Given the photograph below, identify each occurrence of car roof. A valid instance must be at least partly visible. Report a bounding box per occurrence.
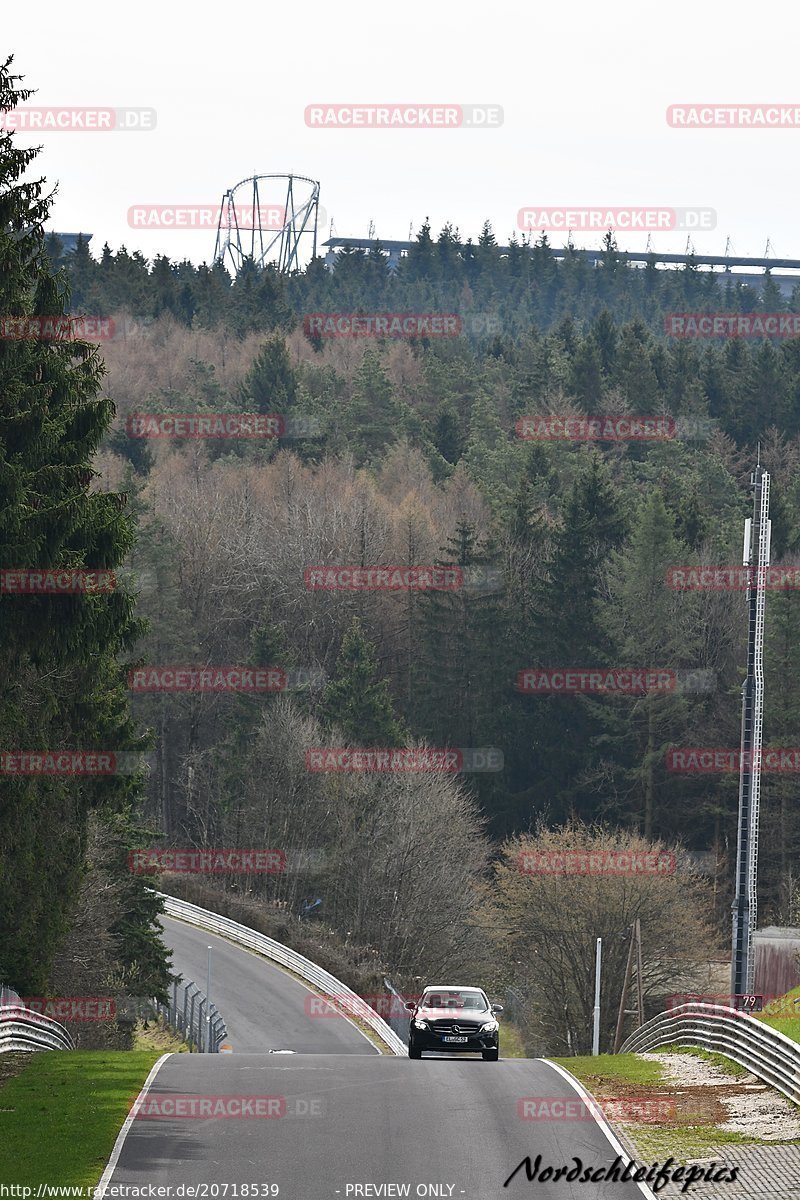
[422,984,486,992]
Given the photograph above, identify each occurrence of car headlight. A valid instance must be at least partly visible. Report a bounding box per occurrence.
[479,1020,498,1033]
[413,1019,428,1030]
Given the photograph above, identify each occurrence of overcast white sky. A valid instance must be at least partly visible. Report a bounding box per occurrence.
[6,0,800,267]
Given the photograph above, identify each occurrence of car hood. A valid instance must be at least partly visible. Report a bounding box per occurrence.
[415,1007,492,1021]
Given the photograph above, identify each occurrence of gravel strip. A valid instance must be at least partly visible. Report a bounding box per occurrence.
[638,1051,800,1141]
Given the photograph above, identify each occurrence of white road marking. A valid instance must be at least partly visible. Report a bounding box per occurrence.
[96,1053,173,1191]
[540,1058,659,1199]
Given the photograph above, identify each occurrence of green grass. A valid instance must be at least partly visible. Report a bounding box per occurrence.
[755,984,800,1045]
[550,1048,800,1161]
[0,1051,163,1186]
[498,1020,526,1058]
[549,1052,668,1085]
[133,1018,190,1053]
[626,1124,782,1160]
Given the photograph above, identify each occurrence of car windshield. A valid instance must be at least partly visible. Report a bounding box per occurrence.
[422,990,487,1011]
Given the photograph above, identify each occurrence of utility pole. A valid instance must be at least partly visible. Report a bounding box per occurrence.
[731,463,770,998]
[206,946,212,1053]
[613,925,637,1053]
[613,919,645,1053]
[592,938,602,1055]
[634,918,644,1027]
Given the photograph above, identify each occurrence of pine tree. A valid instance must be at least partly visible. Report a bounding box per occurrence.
[343,350,403,464]
[518,454,627,822]
[762,580,800,916]
[604,492,701,838]
[239,335,298,415]
[320,618,407,747]
[0,57,163,991]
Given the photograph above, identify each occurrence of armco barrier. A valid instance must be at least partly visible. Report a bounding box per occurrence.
[158,892,407,1055]
[620,1002,800,1106]
[0,1004,75,1053]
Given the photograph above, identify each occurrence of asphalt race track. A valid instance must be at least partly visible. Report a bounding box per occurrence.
[160,915,376,1054]
[109,916,655,1198]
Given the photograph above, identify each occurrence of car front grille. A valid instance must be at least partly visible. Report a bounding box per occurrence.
[429,1019,482,1034]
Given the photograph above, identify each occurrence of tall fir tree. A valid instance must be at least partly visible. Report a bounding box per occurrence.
[0,58,166,992]
[320,618,407,747]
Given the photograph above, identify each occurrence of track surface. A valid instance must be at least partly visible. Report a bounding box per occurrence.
[109,1054,650,1199]
[125,916,653,1197]
[160,915,376,1054]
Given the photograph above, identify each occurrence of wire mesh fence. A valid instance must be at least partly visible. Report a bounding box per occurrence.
[155,975,228,1052]
[382,978,411,1045]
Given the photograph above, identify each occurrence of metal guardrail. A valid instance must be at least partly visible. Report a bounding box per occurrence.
[159,893,407,1055]
[383,977,411,1045]
[0,984,21,1007]
[155,975,227,1052]
[0,1004,75,1053]
[620,1002,800,1106]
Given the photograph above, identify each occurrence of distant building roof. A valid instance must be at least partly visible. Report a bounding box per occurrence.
[50,232,93,253]
[322,235,800,272]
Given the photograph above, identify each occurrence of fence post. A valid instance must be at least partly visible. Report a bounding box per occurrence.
[198,998,206,1052]
[188,986,198,1051]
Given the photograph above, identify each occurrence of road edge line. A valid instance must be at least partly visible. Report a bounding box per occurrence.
[540,1058,658,1199]
[96,1052,173,1191]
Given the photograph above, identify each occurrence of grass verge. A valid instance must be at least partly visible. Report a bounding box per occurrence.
[756,983,800,1044]
[133,1018,189,1053]
[498,1020,526,1058]
[0,1051,162,1186]
[550,1048,800,1161]
[549,1052,668,1085]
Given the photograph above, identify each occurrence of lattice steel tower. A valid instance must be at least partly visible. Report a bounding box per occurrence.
[730,464,771,997]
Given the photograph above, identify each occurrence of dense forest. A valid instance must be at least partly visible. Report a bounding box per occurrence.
[3,54,800,1053]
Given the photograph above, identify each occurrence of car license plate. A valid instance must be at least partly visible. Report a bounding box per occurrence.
[442,1035,468,1043]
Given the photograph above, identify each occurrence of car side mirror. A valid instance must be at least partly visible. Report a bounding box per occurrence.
[405,1002,416,1012]
[491,1004,503,1014]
